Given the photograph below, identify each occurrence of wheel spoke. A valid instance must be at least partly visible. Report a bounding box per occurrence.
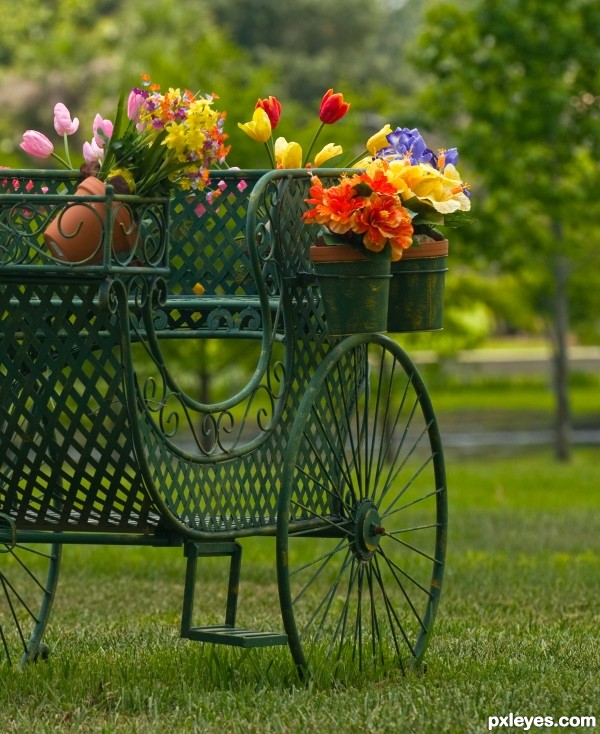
[377,545,433,598]
[290,498,352,535]
[366,564,384,665]
[386,523,441,534]
[383,533,443,566]
[383,486,445,519]
[290,537,348,579]
[372,554,415,661]
[377,414,432,509]
[0,575,29,654]
[299,547,354,643]
[329,556,359,662]
[308,396,357,506]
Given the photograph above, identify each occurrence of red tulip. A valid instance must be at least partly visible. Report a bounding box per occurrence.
[255,96,282,130]
[319,89,350,124]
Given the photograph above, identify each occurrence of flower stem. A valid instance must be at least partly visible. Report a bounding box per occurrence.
[263,139,275,168]
[303,122,325,167]
[344,150,369,168]
[62,133,73,168]
[51,151,71,169]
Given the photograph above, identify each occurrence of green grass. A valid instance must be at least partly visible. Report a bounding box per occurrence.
[424,372,600,416]
[0,449,599,733]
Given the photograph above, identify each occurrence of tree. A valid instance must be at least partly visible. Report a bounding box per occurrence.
[0,0,277,168]
[414,0,600,461]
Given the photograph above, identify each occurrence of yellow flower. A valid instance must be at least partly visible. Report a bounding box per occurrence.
[107,167,136,193]
[376,157,470,214]
[366,124,392,155]
[274,137,303,168]
[193,282,205,296]
[238,107,272,143]
[164,122,189,157]
[313,143,343,167]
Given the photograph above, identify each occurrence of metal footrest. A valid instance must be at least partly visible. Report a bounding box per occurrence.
[183,624,287,648]
[181,541,287,649]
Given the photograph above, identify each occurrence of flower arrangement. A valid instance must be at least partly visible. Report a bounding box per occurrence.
[19,75,230,196]
[236,89,470,261]
[237,88,349,169]
[303,126,471,261]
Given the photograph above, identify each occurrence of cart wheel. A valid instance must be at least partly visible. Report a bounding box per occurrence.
[277,334,447,677]
[0,532,61,667]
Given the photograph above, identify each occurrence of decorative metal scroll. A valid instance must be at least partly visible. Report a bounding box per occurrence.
[127,171,291,459]
[0,171,169,271]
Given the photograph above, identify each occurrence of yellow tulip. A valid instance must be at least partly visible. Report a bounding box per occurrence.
[313,143,343,167]
[274,137,303,168]
[238,107,272,143]
[366,124,392,155]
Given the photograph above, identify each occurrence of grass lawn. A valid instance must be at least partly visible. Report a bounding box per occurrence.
[0,448,598,733]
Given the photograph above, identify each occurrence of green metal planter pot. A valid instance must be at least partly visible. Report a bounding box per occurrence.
[387,239,448,333]
[310,244,391,336]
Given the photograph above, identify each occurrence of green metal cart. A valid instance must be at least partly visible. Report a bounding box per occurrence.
[0,168,447,676]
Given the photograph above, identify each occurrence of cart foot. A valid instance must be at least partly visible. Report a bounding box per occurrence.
[180,541,287,649]
[182,624,287,649]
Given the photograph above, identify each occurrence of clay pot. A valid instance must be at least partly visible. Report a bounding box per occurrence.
[44,177,137,264]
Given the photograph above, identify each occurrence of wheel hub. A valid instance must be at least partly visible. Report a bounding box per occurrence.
[353,500,385,560]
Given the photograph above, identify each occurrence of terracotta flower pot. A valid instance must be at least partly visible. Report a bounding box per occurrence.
[309,243,391,336]
[44,177,137,264]
[387,239,449,333]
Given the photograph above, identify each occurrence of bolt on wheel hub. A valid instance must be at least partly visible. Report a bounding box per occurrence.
[353,500,385,561]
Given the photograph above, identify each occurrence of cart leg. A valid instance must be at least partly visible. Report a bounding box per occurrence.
[0,516,61,667]
[181,541,242,634]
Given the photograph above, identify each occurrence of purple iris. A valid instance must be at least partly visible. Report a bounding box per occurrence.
[442,147,459,167]
[384,127,437,166]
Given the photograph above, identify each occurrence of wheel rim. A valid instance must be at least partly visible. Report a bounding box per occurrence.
[278,335,447,676]
[0,527,61,666]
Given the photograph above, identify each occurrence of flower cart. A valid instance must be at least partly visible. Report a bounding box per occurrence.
[0,166,447,677]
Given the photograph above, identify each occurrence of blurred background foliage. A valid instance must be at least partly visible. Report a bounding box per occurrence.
[1,0,599,456]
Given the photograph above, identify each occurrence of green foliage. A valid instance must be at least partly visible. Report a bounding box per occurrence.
[413,0,600,341]
[0,0,276,169]
[1,0,424,170]
[213,0,424,103]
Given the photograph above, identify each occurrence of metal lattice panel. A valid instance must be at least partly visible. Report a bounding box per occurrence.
[0,169,347,537]
[0,280,159,531]
[135,172,343,534]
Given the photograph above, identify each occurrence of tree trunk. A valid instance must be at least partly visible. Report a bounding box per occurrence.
[550,240,572,462]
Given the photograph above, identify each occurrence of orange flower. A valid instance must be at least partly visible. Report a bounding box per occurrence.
[350,195,413,259]
[302,176,365,233]
[350,168,399,198]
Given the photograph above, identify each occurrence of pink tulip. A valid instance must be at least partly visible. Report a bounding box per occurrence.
[20,130,54,159]
[82,139,104,163]
[127,90,145,122]
[92,114,113,147]
[54,103,79,136]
